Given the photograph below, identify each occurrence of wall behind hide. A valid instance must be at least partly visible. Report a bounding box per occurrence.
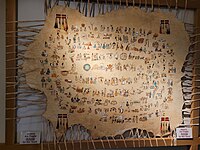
[17,0,46,142]
[17,0,195,143]
[0,0,6,143]
[18,0,45,21]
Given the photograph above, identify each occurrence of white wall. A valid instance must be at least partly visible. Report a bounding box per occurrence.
[18,0,45,21]
[0,0,6,143]
[17,0,46,143]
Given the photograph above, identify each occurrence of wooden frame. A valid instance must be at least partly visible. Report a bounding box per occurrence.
[1,0,200,150]
[5,0,17,145]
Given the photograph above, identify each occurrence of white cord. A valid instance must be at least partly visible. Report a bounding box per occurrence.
[161,137,167,146]
[91,138,96,149]
[183,0,188,22]
[147,131,153,147]
[112,136,118,148]
[106,136,112,149]
[121,134,127,148]
[100,138,105,149]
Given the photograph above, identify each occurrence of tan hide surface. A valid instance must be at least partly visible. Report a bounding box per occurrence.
[23,6,189,138]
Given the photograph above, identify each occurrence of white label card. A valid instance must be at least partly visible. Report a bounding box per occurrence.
[20,131,41,144]
[176,127,193,139]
